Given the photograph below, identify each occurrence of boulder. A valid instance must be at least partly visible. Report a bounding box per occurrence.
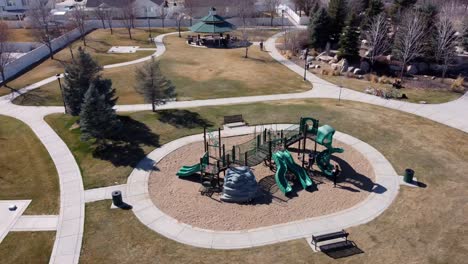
[407,65,418,75]
[221,167,258,203]
[353,68,364,75]
[360,61,370,73]
[389,64,402,72]
[347,66,355,73]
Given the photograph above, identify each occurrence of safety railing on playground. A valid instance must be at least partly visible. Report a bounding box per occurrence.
[232,124,301,167]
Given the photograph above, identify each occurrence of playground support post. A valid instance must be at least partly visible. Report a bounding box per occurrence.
[232,146,236,162]
[222,144,226,166]
[263,129,267,142]
[203,127,207,152]
[302,124,307,168]
[244,152,248,166]
[218,128,222,159]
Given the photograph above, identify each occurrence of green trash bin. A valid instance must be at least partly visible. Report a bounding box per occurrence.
[404,169,414,183]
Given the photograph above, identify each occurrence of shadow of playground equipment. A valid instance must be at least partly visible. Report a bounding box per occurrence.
[158,109,213,128]
[93,116,160,167]
[330,155,387,194]
[320,240,364,259]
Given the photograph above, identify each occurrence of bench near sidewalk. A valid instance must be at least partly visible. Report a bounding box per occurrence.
[312,230,349,250]
[223,115,247,128]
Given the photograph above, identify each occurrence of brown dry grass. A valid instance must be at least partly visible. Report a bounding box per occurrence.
[7,28,36,42]
[0,231,55,264]
[0,115,59,214]
[0,28,167,96]
[44,99,467,263]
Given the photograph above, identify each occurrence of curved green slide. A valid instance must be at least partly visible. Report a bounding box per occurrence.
[272,151,292,194]
[282,150,314,190]
[176,164,202,177]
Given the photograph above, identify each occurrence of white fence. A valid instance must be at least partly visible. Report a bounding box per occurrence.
[278,4,309,25]
[1,17,292,83]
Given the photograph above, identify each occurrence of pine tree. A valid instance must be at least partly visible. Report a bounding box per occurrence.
[135,58,176,112]
[391,0,417,18]
[79,80,121,142]
[62,47,102,116]
[328,0,348,42]
[308,8,331,50]
[362,0,384,27]
[463,18,468,51]
[338,13,361,60]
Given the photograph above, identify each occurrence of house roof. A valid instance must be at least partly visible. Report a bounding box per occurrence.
[189,8,236,33]
[86,0,166,8]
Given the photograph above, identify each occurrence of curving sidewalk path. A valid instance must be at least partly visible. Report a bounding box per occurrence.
[126,124,400,249]
[0,32,178,264]
[0,27,466,263]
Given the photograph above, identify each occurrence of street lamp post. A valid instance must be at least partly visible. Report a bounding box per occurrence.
[146,7,152,40]
[281,9,284,31]
[303,48,309,81]
[56,74,67,114]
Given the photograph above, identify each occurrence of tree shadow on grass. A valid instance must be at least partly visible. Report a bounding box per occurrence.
[92,116,160,167]
[158,109,213,128]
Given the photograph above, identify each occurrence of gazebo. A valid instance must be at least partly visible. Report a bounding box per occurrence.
[188,7,236,47]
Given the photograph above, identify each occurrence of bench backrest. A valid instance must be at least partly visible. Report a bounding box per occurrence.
[224,115,244,124]
[312,230,348,242]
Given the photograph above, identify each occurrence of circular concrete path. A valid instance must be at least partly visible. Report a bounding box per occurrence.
[126,124,400,249]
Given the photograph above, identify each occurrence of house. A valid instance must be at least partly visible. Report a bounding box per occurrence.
[85,0,182,18]
[0,0,56,18]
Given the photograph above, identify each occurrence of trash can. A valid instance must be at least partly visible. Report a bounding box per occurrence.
[112,190,123,207]
[404,169,414,183]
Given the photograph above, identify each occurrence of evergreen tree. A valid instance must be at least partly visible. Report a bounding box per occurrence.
[338,14,361,60]
[463,18,468,51]
[135,58,176,112]
[328,0,348,42]
[362,0,384,27]
[79,80,121,142]
[417,3,438,60]
[391,0,417,18]
[62,47,102,116]
[308,7,331,50]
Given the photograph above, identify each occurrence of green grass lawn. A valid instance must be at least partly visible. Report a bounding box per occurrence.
[76,99,467,263]
[0,232,55,264]
[0,115,59,215]
[13,28,310,106]
[1,28,174,97]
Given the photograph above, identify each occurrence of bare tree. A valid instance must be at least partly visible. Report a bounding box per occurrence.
[104,7,114,35]
[434,13,458,81]
[365,14,391,71]
[175,12,186,38]
[237,0,255,30]
[0,22,13,85]
[59,21,77,61]
[27,0,55,59]
[93,5,107,29]
[121,0,136,39]
[294,0,319,16]
[160,3,168,30]
[70,5,87,46]
[393,11,426,78]
[265,0,280,27]
[184,0,195,26]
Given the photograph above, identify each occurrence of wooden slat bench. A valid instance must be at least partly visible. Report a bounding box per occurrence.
[312,230,349,250]
[223,115,247,128]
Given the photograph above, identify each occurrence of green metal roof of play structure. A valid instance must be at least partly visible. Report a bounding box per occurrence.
[189,8,236,33]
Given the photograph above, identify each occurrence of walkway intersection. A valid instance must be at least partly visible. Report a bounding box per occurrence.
[0,28,466,264]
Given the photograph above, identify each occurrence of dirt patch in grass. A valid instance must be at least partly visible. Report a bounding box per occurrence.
[0,232,55,264]
[7,28,36,42]
[0,115,59,215]
[79,99,467,263]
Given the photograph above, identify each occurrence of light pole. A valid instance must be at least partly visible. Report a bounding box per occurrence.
[177,13,186,38]
[281,9,285,32]
[303,48,309,81]
[145,7,152,40]
[56,74,67,114]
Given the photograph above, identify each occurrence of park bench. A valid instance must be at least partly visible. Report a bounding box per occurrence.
[223,115,247,128]
[311,230,349,250]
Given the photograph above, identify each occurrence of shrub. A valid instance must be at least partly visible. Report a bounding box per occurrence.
[346,72,355,78]
[370,74,378,83]
[379,75,392,84]
[321,69,330,75]
[451,75,465,93]
[332,70,341,76]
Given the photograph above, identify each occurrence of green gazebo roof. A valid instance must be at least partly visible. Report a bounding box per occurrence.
[189,8,236,33]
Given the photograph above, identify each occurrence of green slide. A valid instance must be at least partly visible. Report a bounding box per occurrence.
[176,164,202,177]
[282,150,314,190]
[272,151,292,194]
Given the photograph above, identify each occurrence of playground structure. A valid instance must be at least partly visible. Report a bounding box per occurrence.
[176,117,344,196]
